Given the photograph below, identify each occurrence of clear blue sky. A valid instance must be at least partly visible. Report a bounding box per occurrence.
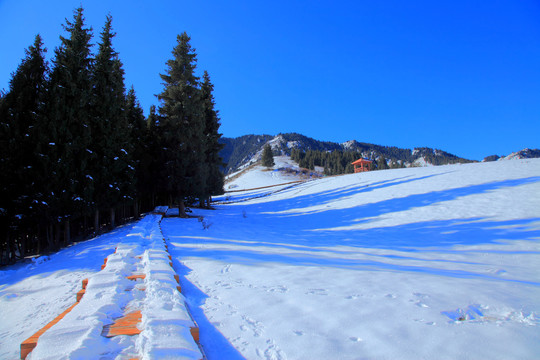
[1,0,539,160]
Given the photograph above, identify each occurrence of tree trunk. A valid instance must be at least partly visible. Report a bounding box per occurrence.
[179,199,186,217]
[110,208,116,229]
[64,219,71,245]
[6,233,12,263]
[134,199,139,220]
[94,209,99,234]
[54,222,61,250]
[36,227,41,255]
[18,235,25,258]
[46,224,54,251]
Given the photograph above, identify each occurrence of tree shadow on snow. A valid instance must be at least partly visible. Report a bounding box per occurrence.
[0,224,136,287]
[163,175,540,286]
[170,256,247,360]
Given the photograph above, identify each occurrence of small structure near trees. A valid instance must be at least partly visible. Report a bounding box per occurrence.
[351,158,372,173]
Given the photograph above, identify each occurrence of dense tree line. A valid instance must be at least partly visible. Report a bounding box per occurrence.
[290,146,474,176]
[290,149,405,175]
[0,8,224,265]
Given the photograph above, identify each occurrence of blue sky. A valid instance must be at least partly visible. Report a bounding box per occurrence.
[1,0,539,160]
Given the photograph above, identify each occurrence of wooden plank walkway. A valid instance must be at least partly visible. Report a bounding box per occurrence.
[20,212,205,360]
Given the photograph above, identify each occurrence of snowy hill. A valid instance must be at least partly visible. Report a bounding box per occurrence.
[483,148,540,162]
[1,159,540,359]
[502,148,540,160]
[220,133,474,173]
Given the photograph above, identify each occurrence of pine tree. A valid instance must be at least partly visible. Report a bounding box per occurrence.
[125,87,146,217]
[156,32,205,215]
[139,105,161,209]
[377,154,389,170]
[200,71,224,207]
[0,34,48,261]
[90,14,131,230]
[43,7,94,247]
[262,144,275,168]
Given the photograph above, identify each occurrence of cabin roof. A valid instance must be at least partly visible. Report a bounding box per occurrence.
[351,158,372,165]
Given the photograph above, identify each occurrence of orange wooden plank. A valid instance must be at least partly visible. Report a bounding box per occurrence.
[82,278,88,289]
[102,310,142,338]
[190,326,200,343]
[20,302,78,359]
[126,274,146,281]
[76,289,85,302]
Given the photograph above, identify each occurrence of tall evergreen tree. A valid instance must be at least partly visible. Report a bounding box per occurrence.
[262,144,275,168]
[90,14,131,229]
[125,86,146,217]
[377,154,389,170]
[138,105,161,209]
[42,7,94,247]
[200,71,224,206]
[156,32,205,215]
[0,34,48,260]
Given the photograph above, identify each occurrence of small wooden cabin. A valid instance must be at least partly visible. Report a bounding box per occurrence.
[351,158,372,173]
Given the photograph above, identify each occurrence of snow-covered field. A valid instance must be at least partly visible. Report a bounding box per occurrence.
[1,158,539,359]
[168,159,540,360]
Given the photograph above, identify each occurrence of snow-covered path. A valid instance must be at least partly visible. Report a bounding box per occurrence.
[163,159,540,360]
[1,214,203,360]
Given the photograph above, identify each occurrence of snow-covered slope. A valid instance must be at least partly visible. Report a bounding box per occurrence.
[1,159,540,359]
[172,159,540,359]
[225,156,312,189]
[501,148,540,160]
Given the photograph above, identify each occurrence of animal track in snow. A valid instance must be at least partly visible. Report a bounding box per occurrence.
[306,288,328,296]
[411,292,430,308]
[263,339,286,360]
[214,280,232,289]
[241,315,264,337]
[263,285,288,293]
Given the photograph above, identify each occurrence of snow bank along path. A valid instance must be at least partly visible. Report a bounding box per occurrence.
[2,213,204,360]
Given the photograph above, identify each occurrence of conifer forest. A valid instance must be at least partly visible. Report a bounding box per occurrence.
[0,8,224,265]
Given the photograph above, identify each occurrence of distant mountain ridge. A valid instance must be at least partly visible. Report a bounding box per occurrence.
[219,133,475,173]
[483,148,540,162]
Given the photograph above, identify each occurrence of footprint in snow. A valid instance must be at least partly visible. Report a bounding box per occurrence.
[306,288,328,296]
[265,285,288,293]
[264,339,286,360]
[221,264,232,274]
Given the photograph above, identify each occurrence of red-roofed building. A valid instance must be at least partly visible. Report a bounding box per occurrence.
[351,158,372,173]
